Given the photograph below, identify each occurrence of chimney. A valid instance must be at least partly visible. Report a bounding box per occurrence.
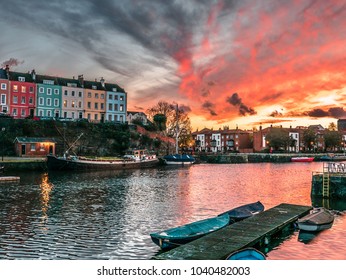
[31,69,36,81]
[100,77,105,88]
[5,65,9,79]
[78,74,84,87]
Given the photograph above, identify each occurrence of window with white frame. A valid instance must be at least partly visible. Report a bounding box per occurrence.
[21,97,26,104]
[0,83,6,90]
[38,110,43,116]
[18,76,25,82]
[22,86,26,93]
[29,96,33,104]
[21,108,25,116]
[47,88,52,95]
[39,97,44,106]
[31,144,36,151]
[54,89,59,94]
[54,99,59,106]
[0,94,6,105]
[13,108,17,116]
[39,87,44,93]
[13,96,18,104]
[47,98,52,106]
[120,105,123,111]
[13,85,18,92]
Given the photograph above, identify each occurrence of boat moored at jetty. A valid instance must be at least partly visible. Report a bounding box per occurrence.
[291,157,314,162]
[297,207,334,232]
[226,248,266,260]
[46,149,159,171]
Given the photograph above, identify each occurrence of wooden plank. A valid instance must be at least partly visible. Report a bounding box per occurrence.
[153,203,312,260]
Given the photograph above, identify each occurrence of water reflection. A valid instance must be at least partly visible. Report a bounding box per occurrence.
[0,162,346,259]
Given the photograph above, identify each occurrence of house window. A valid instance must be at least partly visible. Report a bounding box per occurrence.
[87,102,91,109]
[31,144,36,151]
[71,91,75,97]
[47,88,52,95]
[78,91,82,97]
[54,99,59,106]
[13,85,18,92]
[120,95,124,101]
[95,103,98,109]
[120,105,123,111]
[94,114,98,120]
[72,101,75,108]
[112,88,117,92]
[47,98,51,106]
[0,94,6,105]
[39,87,44,93]
[95,93,99,99]
[29,87,34,93]
[40,144,45,151]
[64,100,67,107]
[114,104,118,111]
[18,76,25,82]
[21,86,26,93]
[108,104,112,111]
[78,101,82,108]
[64,90,68,96]
[13,96,18,104]
[87,113,91,119]
[29,97,33,104]
[88,92,91,98]
[92,85,97,90]
[21,97,26,104]
[38,110,43,116]
[101,103,104,110]
[43,80,54,85]
[47,110,52,117]
[108,94,113,100]
[13,108,17,116]
[1,83,6,90]
[101,94,104,99]
[21,108,25,116]
[39,97,44,106]
[54,89,59,94]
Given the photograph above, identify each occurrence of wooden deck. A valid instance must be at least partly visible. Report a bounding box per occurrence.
[153,203,312,260]
[0,176,20,183]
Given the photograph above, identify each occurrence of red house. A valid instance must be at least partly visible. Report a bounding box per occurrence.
[8,70,36,119]
[13,137,56,157]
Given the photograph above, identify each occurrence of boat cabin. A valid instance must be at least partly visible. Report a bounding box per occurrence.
[13,137,56,157]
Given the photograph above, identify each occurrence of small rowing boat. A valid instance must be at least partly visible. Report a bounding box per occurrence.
[297,207,334,232]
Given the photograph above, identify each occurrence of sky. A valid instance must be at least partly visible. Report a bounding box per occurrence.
[1,0,346,131]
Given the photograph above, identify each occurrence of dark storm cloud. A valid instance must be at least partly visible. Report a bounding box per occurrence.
[269,110,283,117]
[202,101,217,116]
[303,107,346,118]
[0,0,222,76]
[226,93,256,116]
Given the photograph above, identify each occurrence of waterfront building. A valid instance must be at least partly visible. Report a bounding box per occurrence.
[127,111,148,125]
[104,81,127,123]
[35,73,62,119]
[192,127,252,153]
[8,70,36,119]
[58,77,84,120]
[13,137,56,157]
[83,77,106,123]
[0,68,9,114]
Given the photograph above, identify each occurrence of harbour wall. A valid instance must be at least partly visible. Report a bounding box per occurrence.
[312,173,346,198]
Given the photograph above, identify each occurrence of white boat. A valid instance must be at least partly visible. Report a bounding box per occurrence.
[297,207,334,232]
[162,154,195,165]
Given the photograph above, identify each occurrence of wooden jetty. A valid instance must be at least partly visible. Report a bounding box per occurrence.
[153,203,312,260]
[0,176,20,183]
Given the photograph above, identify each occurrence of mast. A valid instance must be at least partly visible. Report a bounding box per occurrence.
[175,104,180,154]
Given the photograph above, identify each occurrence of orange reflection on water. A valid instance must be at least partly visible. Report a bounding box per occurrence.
[39,173,53,224]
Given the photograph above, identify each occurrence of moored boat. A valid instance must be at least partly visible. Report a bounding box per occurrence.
[150,213,230,250]
[291,157,314,162]
[162,154,195,165]
[218,201,265,222]
[46,149,159,171]
[226,248,266,260]
[297,207,334,232]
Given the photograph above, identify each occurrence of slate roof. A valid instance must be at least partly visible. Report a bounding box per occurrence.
[14,137,57,143]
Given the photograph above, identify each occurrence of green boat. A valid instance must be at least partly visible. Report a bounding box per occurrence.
[150,214,230,250]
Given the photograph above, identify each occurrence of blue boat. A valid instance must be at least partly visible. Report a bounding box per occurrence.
[162,154,195,165]
[226,248,266,260]
[219,201,265,222]
[150,213,229,250]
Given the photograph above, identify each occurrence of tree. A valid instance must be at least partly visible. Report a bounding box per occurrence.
[153,114,167,131]
[324,130,342,151]
[328,122,337,131]
[303,128,316,151]
[265,128,290,151]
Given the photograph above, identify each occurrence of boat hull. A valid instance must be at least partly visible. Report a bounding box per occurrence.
[226,248,266,260]
[162,154,195,165]
[297,208,334,232]
[219,201,265,222]
[150,214,230,250]
[46,155,159,171]
[291,157,314,162]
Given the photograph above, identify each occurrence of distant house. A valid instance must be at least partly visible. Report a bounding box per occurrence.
[127,111,148,125]
[13,137,56,157]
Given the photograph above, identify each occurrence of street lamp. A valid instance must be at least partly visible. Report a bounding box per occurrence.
[1,127,5,161]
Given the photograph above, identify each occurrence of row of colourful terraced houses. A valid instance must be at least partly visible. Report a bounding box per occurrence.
[0,65,127,123]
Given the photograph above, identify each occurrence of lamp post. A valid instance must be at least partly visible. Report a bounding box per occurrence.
[1,127,5,161]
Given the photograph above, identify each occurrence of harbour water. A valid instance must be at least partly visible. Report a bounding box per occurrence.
[0,162,345,260]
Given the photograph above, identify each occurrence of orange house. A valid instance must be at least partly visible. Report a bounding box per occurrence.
[13,137,56,157]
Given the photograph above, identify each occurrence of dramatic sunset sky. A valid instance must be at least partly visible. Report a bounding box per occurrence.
[1,0,346,130]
